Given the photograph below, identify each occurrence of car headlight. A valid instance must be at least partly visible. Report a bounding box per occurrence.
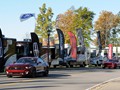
[25,66,32,69]
[5,66,10,70]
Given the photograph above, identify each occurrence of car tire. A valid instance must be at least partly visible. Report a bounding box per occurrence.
[66,65,69,68]
[102,65,105,69]
[53,65,57,68]
[70,65,73,68]
[31,69,36,78]
[114,66,117,69]
[102,67,105,69]
[7,75,12,78]
[44,69,49,76]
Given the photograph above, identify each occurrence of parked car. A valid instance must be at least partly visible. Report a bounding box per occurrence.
[90,57,102,66]
[5,57,49,78]
[102,59,120,69]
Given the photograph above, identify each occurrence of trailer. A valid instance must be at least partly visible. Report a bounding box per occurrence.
[0,29,42,72]
[0,29,16,72]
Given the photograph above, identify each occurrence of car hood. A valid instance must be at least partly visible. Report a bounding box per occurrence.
[8,63,30,67]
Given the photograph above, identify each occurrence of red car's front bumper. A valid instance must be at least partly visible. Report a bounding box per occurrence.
[6,69,32,77]
[104,63,117,68]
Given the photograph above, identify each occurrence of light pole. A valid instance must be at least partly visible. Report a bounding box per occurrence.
[47,29,51,67]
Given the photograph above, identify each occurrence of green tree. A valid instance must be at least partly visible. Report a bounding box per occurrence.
[35,3,54,39]
[74,7,95,47]
[56,7,95,47]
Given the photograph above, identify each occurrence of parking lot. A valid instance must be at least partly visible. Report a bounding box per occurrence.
[0,67,120,90]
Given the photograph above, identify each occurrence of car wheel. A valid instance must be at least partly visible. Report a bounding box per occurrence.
[113,65,117,69]
[31,69,36,78]
[102,66,105,69]
[53,65,57,68]
[102,65,105,69]
[7,75,12,78]
[66,64,69,68]
[44,69,49,76]
[70,65,73,68]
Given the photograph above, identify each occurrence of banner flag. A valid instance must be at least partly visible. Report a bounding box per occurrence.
[56,29,65,60]
[0,29,3,58]
[20,13,35,22]
[96,31,102,56]
[31,32,40,57]
[108,44,113,59]
[97,31,102,49]
[68,32,77,59]
[76,28,85,54]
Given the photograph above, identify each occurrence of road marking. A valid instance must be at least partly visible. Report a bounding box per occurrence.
[0,78,37,88]
[0,82,17,88]
[86,77,120,90]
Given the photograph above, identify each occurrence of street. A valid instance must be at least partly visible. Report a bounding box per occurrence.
[0,67,120,90]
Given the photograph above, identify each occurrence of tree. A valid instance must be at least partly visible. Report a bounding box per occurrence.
[94,11,120,48]
[35,3,54,39]
[74,7,95,47]
[56,7,95,46]
[56,10,76,43]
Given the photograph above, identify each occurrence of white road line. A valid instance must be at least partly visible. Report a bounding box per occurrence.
[86,77,120,90]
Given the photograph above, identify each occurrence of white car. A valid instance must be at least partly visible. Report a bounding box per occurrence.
[90,56,103,66]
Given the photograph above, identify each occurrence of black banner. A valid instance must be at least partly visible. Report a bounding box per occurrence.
[0,28,3,58]
[0,29,4,71]
[97,31,102,49]
[31,32,40,57]
[56,29,64,60]
[97,31,102,55]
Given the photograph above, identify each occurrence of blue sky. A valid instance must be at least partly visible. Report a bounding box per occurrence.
[0,0,120,41]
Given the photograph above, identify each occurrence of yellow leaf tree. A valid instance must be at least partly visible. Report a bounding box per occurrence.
[56,10,76,43]
[94,10,120,48]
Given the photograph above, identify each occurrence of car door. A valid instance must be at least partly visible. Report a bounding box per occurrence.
[36,58,45,73]
[117,60,120,68]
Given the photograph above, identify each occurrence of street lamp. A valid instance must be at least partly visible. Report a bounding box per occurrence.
[47,29,51,67]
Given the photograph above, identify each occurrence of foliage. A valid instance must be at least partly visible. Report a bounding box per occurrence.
[56,7,95,47]
[56,10,76,43]
[74,7,95,47]
[94,11,120,48]
[35,3,54,39]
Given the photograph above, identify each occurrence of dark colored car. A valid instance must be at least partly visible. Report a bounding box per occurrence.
[102,59,120,69]
[5,57,49,78]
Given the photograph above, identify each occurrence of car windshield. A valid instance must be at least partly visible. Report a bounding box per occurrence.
[16,57,37,64]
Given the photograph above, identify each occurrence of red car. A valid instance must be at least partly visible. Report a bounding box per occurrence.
[102,59,120,69]
[5,57,49,78]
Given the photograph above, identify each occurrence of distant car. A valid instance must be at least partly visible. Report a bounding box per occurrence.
[5,57,49,78]
[102,59,120,69]
[90,56,103,66]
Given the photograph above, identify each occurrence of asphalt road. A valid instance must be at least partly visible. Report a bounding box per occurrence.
[0,67,120,90]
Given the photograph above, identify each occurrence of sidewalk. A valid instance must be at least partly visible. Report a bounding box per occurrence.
[89,77,120,90]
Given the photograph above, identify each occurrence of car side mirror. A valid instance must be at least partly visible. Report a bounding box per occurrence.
[37,62,41,65]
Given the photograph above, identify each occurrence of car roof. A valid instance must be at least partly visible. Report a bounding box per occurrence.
[19,57,38,59]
